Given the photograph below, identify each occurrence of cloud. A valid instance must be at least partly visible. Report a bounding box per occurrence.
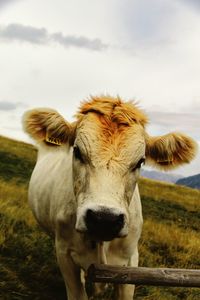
[0,0,18,9]
[0,23,48,44]
[0,101,24,111]
[180,0,200,9]
[148,109,199,140]
[148,111,199,127]
[52,32,107,51]
[116,0,178,47]
[116,0,200,51]
[0,23,107,51]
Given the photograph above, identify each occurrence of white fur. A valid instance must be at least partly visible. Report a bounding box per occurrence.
[28,142,143,300]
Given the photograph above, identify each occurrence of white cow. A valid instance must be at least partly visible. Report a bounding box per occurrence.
[23,96,197,300]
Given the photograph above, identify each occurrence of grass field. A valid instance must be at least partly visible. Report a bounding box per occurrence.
[0,135,200,299]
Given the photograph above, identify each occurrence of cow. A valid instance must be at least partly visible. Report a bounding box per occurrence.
[23,96,197,300]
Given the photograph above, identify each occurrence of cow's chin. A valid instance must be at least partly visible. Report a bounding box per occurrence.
[85,230,127,242]
[87,232,120,242]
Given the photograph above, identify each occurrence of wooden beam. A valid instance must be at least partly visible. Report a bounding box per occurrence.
[87,264,200,288]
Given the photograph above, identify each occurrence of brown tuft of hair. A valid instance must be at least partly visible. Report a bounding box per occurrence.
[76,95,148,127]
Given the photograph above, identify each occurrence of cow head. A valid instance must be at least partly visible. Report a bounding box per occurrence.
[23,96,198,241]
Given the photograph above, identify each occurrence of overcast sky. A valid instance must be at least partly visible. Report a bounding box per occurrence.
[0,0,199,176]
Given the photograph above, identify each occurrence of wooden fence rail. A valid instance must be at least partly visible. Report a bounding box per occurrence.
[87,264,200,288]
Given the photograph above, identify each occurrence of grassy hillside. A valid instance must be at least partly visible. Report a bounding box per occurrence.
[0,135,200,300]
[0,136,37,183]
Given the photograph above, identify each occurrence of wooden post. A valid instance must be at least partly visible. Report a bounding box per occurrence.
[87,264,200,288]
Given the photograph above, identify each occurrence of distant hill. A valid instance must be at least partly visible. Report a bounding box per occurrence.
[141,169,183,183]
[176,173,200,190]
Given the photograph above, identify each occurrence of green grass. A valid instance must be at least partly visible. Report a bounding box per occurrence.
[0,136,36,184]
[0,135,200,299]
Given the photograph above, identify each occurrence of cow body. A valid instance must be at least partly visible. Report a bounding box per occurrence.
[23,96,197,300]
[29,132,143,300]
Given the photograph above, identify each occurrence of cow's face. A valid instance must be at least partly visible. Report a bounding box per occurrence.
[23,96,198,241]
[73,113,146,241]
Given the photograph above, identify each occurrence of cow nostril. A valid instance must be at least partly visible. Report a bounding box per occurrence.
[118,213,124,225]
[86,209,101,222]
[86,209,124,223]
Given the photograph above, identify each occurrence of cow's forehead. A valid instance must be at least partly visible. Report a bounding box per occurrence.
[77,112,145,139]
[74,96,147,166]
[75,113,146,167]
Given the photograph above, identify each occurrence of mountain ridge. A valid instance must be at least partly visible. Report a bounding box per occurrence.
[176,173,200,190]
[141,169,183,183]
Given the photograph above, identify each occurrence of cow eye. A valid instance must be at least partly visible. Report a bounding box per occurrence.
[132,158,145,171]
[73,146,84,163]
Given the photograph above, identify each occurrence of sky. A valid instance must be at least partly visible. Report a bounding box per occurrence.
[0,0,200,177]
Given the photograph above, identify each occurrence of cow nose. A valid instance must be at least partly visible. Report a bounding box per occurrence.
[85,209,125,241]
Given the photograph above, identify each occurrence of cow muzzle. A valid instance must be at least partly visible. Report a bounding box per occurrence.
[84,208,126,241]
[76,206,128,241]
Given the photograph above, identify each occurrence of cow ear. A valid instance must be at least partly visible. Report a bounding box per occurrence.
[145,132,198,170]
[23,108,75,146]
